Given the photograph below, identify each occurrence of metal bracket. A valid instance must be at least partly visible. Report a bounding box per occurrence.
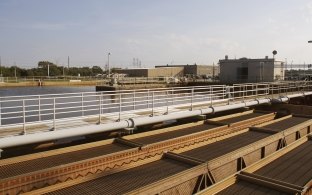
[195,115,207,120]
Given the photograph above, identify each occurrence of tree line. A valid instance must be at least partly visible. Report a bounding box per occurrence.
[0,61,106,77]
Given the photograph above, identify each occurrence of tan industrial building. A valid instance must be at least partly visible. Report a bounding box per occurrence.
[115,64,219,78]
[219,56,285,83]
[115,67,184,77]
[156,64,219,77]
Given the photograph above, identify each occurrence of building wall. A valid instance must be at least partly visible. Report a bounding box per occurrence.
[155,65,219,77]
[115,69,149,77]
[199,66,219,77]
[247,60,275,82]
[115,67,183,77]
[148,67,184,77]
[273,61,285,80]
[220,60,241,83]
[116,65,220,78]
[219,58,284,83]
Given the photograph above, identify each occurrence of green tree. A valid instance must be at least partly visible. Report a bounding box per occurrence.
[91,66,103,75]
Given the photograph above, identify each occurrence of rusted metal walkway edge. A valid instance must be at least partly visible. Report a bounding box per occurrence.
[21,114,312,195]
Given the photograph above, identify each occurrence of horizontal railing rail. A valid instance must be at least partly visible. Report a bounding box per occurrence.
[0,81,311,134]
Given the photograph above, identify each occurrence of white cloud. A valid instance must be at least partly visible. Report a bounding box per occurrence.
[302,2,312,23]
[29,22,82,31]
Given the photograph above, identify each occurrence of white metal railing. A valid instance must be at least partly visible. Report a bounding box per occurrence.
[0,81,311,133]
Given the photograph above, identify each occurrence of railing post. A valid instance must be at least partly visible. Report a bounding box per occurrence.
[172,89,174,105]
[227,86,230,105]
[99,94,102,124]
[23,100,26,134]
[191,88,194,110]
[166,90,169,114]
[152,91,154,116]
[0,98,2,126]
[240,85,242,100]
[133,91,135,110]
[81,93,84,116]
[266,84,269,98]
[147,89,150,109]
[242,86,245,103]
[210,86,213,106]
[38,96,41,121]
[53,98,56,130]
[118,93,122,121]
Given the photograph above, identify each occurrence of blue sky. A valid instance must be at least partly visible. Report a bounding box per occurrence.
[1,0,312,68]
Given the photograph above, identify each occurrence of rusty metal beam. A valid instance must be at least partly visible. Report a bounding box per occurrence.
[204,120,228,126]
[237,173,302,194]
[114,138,143,148]
[292,114,312,119]
[249,127,277,134]
[240,172,304,191]
[164,152,205,166]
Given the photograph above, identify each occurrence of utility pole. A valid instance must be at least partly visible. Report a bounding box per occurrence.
[0,56,2,76]
[48,64,50,77]
[67,56,70,68]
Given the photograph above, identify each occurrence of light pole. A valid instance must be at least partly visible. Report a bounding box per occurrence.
[108,52,111,78]
[308,41,312,79]
[0,56,2,76]
[285,58,287,80]
[47,64,50,77]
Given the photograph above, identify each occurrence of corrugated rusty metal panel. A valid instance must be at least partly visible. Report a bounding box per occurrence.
[285,133,296,145]
[299,127,308,137]
[264,140,279,156]
[216,180,287,195]
[0,142,132,179]
[263,117,311,132]
[255,141,312,187]
[210,160,237,182]
[159,176,198,195]
[243,149,261,166]
[42,158,194,195]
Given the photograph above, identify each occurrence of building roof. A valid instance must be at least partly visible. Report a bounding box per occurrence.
[219,57,284,63]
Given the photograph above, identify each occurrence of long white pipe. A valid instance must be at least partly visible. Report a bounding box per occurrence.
[0,120,132,148]
[0,93,311,149]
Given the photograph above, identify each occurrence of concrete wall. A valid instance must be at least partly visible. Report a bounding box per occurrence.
[155,65,219,77]
[219,60,242,83]
[148,67,184,77]
[116,65,220,78]
[115,69,149,77]
[273,61,285,80]
[219,58,284,83]
[115,67,183,77]
[184,65,219,76]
